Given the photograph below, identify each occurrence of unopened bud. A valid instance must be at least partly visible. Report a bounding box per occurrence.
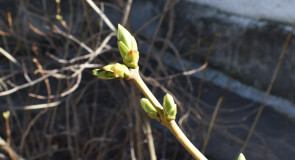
[123,50,139,68]
[117,24,133,50]
[238,153,246,160]
[140,98,158,120]
[117,24,139,68]
[3,111,10,119]
[163,94,177,121]
[117,40,129,59]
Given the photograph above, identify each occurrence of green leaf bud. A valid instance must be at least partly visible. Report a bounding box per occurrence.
[117,24,133,50]
[92,69,116,80]
[117,40,129,58]
[130,36,138,51]
[103,63,130,78]
[163,93,177,121]
[123,50,139,68]
[3,111,10,119]
[93,63,130,80]
[117,24,139,69]
[238,153,246,160]
[140,98,158,120]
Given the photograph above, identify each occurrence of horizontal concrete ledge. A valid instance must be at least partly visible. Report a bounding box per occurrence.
[186,0,295,25]
[163,52,295,119]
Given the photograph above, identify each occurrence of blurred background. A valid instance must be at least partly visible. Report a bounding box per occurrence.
[0,0,295,159]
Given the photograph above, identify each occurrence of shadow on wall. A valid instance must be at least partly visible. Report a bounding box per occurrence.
[130,0,295,102]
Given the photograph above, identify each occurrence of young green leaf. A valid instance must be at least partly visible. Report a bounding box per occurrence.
[93,63,130,80]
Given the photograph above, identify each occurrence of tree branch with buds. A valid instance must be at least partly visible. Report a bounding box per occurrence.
[93,24,207,160]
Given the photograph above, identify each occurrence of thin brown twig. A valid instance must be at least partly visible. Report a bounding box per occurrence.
[0,47,19,66]
[19,108,49,154]
[155,62,208,81]
[133,88,144,160]
[33,58,51,103]
[7,12,13,30]
[142,0,172,72]
[0,30,10,36]
[134,0,181,35]
[28,23,46,36]
[21,60,32,84]
[143,117,157,160]
[121,0,133,26]
[156,37,195,90]
[154,9,175,80]
[0,137,25,160]
[86,0,116,31]
[239,26,295,154]
[143,75,182,109]
[0,70,57,96]
[52,26,94,54]
[202,97,224,154]
[195,33,219,110]
[8,100,62,110]
[0,63,98,97]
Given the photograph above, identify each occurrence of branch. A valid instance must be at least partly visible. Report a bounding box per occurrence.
[130,68,207,160]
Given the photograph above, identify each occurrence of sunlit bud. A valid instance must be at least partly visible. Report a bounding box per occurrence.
[117,24,133,50]
[238,153,246,160]
[56,14,63,20]
[93,63,130,80]
[130,36,138,51]
[103,63,130,78]
[93,69,116,80]
[117,24,139,68]
[2,111,10,119]
[117,40,129,59]
[163,93,177,121]
[123,50,139,68]
[140,98,158,120]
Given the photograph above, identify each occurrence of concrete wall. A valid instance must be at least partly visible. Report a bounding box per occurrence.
[187,0,295,24]
[172,1,295,101]
[130,0,295,102]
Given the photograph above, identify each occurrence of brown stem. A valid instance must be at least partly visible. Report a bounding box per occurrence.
[129,68,207,160]
[0,137,25,160]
